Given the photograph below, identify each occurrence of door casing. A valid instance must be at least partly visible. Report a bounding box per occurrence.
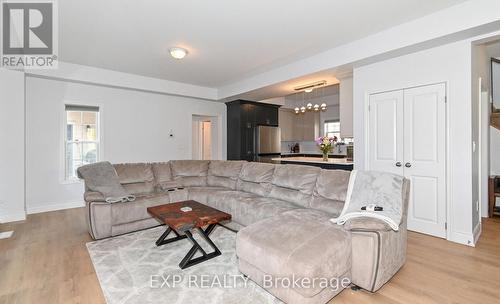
[365,82,449,239]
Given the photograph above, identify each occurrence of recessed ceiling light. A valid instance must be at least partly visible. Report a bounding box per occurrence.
[304,88,313,93]
[169,47,188,59]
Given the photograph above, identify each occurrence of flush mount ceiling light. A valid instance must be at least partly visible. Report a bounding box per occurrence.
[169,47,188,59]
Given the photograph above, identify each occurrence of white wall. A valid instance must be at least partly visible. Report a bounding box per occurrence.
[353,40,475,246]
[339,77,353,137]
[25,76,226,214]
[0,69,26,222]
[471,44,490,225]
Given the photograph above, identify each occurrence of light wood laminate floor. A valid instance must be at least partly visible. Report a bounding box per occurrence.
[1,207,499,304]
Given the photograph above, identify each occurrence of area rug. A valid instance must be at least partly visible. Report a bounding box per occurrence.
[86,225,281,304]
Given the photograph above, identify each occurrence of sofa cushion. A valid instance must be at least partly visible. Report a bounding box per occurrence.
[207,160,246,189]
[187,186,229,205]
[152,162,180,191]
[207,191,298,226]
[236,162,275,196]
[310,169,351,216]
[268,164,320,208]
[113,163,155,195]
[111,193,170,225]
[236,208,351,298]
[170,160,209,187]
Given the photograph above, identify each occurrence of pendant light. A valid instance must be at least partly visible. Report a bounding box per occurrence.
[292,82,328,114]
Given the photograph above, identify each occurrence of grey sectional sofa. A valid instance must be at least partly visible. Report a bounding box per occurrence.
[81,160,409,304]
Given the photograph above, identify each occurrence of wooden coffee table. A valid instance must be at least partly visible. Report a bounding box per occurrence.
[147,200,231,269]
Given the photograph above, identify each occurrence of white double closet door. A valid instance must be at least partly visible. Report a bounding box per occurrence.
[368,83,446,238]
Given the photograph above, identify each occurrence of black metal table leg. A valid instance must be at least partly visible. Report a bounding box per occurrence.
[178,224,222,269]
[155,226,187,246]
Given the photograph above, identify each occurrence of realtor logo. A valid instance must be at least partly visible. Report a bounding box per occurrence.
[1,0,58,68]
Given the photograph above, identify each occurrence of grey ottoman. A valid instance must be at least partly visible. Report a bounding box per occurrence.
[236,209,352,304]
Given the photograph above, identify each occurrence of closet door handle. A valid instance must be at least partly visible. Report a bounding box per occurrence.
[395,162,402,167]
[405,162,412,168]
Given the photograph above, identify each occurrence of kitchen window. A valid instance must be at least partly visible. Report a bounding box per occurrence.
[65,105,100,180]
[324,120,340,139]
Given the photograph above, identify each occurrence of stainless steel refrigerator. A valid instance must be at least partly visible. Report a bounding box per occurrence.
[255,125,281,163]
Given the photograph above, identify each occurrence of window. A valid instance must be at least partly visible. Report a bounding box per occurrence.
[65,105,99,180]
[324,120,340,139]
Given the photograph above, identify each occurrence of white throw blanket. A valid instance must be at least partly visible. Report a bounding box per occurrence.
[331,170,405,231]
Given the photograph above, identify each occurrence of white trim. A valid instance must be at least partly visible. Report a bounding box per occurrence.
[449,230,475,247]
[60,100,104,184]
[473,222,482,246]
[0,211,26,223]
[26,201,85,215]
[191,113,223,160]
[364,82,451,241]
[26,62,217,100]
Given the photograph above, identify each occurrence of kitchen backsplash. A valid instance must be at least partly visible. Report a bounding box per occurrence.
[281,141,349,155]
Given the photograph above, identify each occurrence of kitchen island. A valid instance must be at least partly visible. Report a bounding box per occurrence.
[271,157,353,171]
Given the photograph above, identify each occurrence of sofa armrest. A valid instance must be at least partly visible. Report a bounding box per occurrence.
[85,201,112,240]
[84,191,106,203]
[343,218,392,232]
[349,223,407,292]
[349,178,410,292]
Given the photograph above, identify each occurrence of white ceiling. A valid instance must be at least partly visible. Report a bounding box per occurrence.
[59,0,466,89]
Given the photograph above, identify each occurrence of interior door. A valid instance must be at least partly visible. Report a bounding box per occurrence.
[403,83,446,238]
[368,90,404,174]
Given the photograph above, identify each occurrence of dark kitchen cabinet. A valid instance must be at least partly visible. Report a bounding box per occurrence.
[255,104,278,126]
[226,100,280,161]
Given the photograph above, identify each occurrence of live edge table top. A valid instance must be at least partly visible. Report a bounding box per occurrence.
[147,200,231,233]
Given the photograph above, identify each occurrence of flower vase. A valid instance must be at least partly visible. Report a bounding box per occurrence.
[322,151,328,161]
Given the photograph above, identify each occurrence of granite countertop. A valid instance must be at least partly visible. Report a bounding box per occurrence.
[272,156,354,165]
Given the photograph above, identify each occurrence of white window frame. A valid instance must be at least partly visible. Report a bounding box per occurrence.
[61,103,103,183]
[324,120,341,139]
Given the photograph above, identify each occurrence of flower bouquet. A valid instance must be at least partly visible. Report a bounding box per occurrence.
[315,136,337,161]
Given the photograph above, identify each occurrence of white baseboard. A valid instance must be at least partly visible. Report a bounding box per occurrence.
[27,201,85,214]
[0,211,27,223]
[448,230,475,247]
